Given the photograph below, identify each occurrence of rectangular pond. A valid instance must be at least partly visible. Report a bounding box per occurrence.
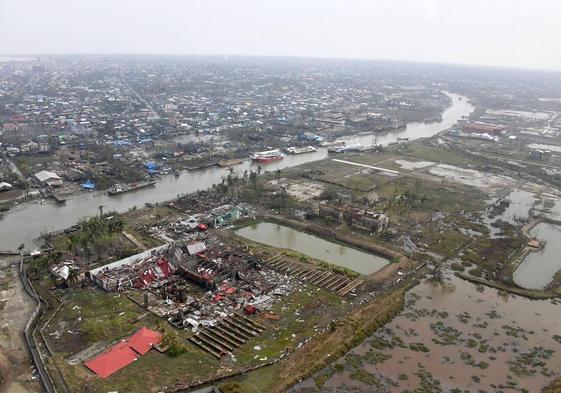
[235,222,389,275]
[514,222,561,289]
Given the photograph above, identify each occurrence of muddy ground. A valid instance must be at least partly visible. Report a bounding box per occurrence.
[0,257,40,393]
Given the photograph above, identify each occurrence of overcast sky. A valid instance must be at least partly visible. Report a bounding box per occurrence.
[1,0,560,71]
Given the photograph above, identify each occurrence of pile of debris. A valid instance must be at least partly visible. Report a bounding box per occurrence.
[89,245,176,291]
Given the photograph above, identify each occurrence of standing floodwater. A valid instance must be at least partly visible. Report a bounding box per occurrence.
[514,222,561,289]
[236,222,388,275]
[290,274,561,392]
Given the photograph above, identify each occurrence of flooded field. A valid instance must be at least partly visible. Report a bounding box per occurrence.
[514,222,561,290]
[394,159,434,170]
[483,189,537,238]
[290,274,561,393]
[429,164,511,189]
[236,222,388,275]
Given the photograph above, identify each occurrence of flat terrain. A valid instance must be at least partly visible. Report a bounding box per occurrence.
[0,257,40,393]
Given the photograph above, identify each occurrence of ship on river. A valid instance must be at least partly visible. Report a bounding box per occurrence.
[107,180,156,196]
[285,146,318,155]
[328,143,365,153]
[249,149,284,163]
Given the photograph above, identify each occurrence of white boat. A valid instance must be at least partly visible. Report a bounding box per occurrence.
[320,140,346,148]
[249,149,284,162]
[285,146,318,154]
[328,143,364,153]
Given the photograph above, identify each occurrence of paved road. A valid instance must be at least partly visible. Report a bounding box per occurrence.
[120,67,161,120]
[18,257,57,393]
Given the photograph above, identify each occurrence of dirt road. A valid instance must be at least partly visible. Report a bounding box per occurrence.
[0,257,40,393]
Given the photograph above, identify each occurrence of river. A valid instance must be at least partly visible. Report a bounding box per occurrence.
[236,222,388,275]
[0,93,473,250]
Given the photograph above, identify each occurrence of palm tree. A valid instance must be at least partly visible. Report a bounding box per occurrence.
[257,165,262,175]
[66,236,76,255]
[67,268,80,287]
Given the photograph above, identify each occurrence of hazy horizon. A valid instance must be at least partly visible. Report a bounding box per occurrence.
[1,0,561,72]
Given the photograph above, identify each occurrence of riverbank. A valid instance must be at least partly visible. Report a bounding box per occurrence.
[262,215,400,261]
[455,272,558,300]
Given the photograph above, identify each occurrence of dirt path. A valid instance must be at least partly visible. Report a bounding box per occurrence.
[0,258,40,393]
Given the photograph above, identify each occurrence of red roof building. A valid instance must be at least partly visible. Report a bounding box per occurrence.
[84,341,138,379]
[463,123,505,134]
[84,327,162,378]
[128,327,163,355]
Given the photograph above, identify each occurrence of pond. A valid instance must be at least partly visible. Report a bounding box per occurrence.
[514,222,561,289]
[235,222,389,275]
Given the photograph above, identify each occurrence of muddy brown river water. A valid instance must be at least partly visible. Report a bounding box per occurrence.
[290,274,561,393]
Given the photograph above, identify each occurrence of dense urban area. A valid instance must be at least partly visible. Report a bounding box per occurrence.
[1,55,561,393]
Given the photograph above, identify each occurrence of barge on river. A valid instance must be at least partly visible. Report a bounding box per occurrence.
[108,180,156,196]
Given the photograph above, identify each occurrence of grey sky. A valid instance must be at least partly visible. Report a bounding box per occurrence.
[1,0,560,71]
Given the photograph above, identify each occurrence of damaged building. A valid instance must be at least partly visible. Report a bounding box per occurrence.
[87,236,295,358]
[319,201,390,233]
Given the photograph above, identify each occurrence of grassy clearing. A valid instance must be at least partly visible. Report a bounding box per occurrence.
[391,142,481,167]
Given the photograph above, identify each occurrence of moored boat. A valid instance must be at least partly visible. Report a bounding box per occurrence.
[218,159,244,167]
[108,180,156,195]
[249,149,284,163]
[285,146,318,154]
[320,140,346,148]
[328,143,364,153]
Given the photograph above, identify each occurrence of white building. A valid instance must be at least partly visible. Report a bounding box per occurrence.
[34,170,62,187]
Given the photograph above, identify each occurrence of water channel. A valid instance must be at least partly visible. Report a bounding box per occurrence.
[0,93,473,250]
[236,222,388,275]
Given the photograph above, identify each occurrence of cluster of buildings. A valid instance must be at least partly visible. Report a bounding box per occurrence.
[0,57,449,196]
[319,201,390,233]
[87,236,294,359]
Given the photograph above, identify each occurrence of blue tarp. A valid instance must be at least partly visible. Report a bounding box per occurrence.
[144,161,158,174]
[82,180,96,190]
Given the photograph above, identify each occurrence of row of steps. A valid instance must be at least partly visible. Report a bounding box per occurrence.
[263,256,362,296]
[187,313,266,358]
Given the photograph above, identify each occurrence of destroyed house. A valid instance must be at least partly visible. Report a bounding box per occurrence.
[319,202,390,233]
[177,245,259,291]
[89,244,176,291]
